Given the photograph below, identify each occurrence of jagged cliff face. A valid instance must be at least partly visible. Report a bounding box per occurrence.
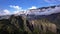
[0,13,60,34]
[26,13,60,34]
[45,13,60,28]
[0,15,24,34]
[0,15,35,34]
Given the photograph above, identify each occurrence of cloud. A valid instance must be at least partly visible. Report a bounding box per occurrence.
[10,5,22,10]
[44,0,59,3]
[0,9,10,15]
[13,11,20,14]
[9,5,37,14]
[3,9,10,14]
[9,5,26,14]
[13,9,26,14]
[9,5,38,15]
[36,6,60,15]
[26,6,60,15]
[28,6,37,9]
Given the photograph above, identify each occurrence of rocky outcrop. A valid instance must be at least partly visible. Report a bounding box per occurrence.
[0,14,60,34]
[0,5,60,34]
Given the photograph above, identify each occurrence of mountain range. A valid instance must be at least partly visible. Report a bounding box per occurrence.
[0,5,60,34]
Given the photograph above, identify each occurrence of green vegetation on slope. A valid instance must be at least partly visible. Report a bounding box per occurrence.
[0,13,60,34]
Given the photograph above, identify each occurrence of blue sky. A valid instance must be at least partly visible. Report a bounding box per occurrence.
[0,0,60,15]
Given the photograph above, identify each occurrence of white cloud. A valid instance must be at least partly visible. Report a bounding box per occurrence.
[28,6,37,9]
[10,5,22,10]
[44,0,58,3]
[0,9,10,15]
[9,5,26,14]
[13,11,20,14]
[26,6,60,15]
[3,9,10,14]
[9,5,38,14]
[13,9,26,14]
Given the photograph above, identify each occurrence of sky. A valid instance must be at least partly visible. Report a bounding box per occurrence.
[0,0,60,15]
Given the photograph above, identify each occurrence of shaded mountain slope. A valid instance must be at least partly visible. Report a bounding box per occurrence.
[0,14,58,34]
[27,13,60,34]
[0,15,27,34]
